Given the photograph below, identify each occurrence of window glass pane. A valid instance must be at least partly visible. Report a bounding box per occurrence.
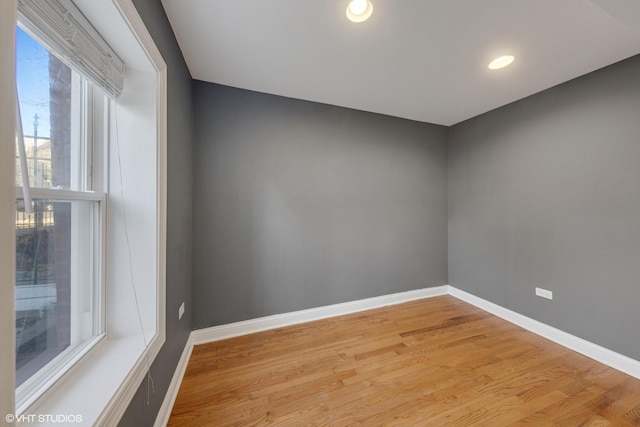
[15,27,87,191]
[15,199,98,388]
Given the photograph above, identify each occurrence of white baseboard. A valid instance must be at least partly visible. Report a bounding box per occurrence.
[191,286,449,345]
[153,335,194,427]
[154,285,448,425]
[156,284,640,425]
[448,286,640,380]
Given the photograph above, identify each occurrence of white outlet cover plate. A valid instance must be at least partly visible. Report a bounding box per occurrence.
[535,287,553,300]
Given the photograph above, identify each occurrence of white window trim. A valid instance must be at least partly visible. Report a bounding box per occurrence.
[8,0,167,424]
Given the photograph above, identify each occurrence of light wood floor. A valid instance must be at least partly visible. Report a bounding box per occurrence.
[168,296,640,426]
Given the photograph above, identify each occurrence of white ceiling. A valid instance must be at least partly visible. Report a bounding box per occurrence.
[160,0,640,126]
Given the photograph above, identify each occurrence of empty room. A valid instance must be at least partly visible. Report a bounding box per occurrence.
[2,0,640,426]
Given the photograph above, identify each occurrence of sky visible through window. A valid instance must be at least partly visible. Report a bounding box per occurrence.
[16,27,51,138]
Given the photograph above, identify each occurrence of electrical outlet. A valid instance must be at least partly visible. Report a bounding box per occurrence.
[535,287,553,300]
[179,302,185,320]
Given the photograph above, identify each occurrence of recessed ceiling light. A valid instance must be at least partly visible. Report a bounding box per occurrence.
[488,55,515,70]
[346,0,373,23]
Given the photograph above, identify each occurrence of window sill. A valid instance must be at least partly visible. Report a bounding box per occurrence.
[21,333,162,426]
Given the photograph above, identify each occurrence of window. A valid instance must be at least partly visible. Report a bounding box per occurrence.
[15,26,106,407]
[6,0,167,423]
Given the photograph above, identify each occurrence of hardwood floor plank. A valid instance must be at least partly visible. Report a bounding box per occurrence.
[623,404,640,426]
[168,296,640,426]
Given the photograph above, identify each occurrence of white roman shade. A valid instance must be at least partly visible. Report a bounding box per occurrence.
[17,0,126,98]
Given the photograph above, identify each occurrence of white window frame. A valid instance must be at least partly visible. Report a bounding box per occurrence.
[4,0,167,424]
[14,61,107,409]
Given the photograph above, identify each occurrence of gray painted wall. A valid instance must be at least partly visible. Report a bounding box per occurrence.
[118,0,193,425]
[109,5,640,419]
[448,54,640,360]
[192,83,448,329]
